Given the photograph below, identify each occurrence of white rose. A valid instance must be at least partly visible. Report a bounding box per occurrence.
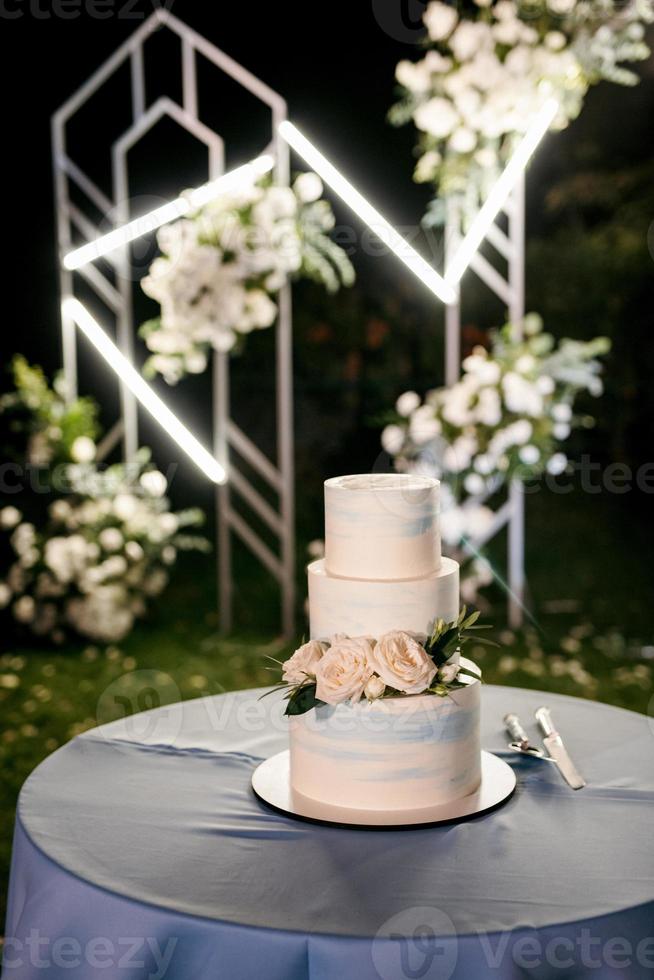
[99,528,123,553]
[14,595,36,624]
[370,631,436,695]
[423,1,458,41]
[409,405,442,445]
[449,127,476,153]
[464,472,486,496]
[140,471,168,498]
[515,354,536,375]
[396,59,430,93]
[537,375,555,395]
[282,640,326,684]
[545,31,567,51]
[439,662,460,683]
[494,0,517,19]
[414,150,442,183]
[70,436,96,464]
[49,500,71,523]
[381,424,405,456]
[0,507,22,530]
[113,494,139,521]
[413,97,460,138]
[364,675,386,701]
[395,391,421,417]
[185,351,208,375]
[476,387,502,427]
[493,19,522,45]
[546,453,567,475]
[307,539,325,559]
[552,402,572,422]
[519,445,541,465]
[293,172,323,204]
[125,541,144,563]
[0,583,12,608]
[502,372,543,416]
[450,22,492,62]
[315,636,374,705]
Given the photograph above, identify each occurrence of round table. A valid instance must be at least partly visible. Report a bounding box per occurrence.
[5,686,654,980]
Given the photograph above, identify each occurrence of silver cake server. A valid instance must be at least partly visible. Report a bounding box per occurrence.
[503,713,553,761]
[535,706,586,790]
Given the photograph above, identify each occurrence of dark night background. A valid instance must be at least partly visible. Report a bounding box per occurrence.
[1,0,653,615]
[1,0,654,927]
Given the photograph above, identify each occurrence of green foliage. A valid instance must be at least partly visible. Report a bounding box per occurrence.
[284,682,320,716]
[425,606,495,666]
[1,356,100,466]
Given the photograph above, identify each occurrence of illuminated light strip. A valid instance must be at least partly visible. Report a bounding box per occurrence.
[278,120,457,306]
[446,98,559,286]
[63,154,275,271]
[63,297,227,484]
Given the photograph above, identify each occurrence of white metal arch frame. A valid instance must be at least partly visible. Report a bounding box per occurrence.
[52,8,296,640]
[445,176,526,628]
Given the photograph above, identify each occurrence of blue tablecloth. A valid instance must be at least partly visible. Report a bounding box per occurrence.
[4,686,654,980]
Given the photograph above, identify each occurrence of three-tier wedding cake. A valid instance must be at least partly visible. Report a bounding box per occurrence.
[288,473,482,815]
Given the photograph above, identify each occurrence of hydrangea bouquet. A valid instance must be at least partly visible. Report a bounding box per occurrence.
[390,0,653,223]
[140,172,355,383]
[267,607,490,717]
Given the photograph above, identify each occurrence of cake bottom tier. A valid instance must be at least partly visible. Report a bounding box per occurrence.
[308,556,459,641]
[289,666,481,811]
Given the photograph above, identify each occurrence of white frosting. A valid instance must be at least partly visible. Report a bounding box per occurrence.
[308,557,459,641]
[288,471,479,814]
[290,664,481,810]
[324,474,440,581]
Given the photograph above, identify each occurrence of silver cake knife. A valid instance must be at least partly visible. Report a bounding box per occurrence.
[535,706,586,790]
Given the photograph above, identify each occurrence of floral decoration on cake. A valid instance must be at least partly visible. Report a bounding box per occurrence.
[267,607,492,716]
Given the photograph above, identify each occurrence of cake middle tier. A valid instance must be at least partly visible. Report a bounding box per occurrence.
[308,556,459,641]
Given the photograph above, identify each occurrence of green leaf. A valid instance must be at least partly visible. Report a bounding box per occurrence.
[284,683,321,717]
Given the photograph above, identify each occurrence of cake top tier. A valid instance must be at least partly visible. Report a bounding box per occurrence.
[324,473,441,581]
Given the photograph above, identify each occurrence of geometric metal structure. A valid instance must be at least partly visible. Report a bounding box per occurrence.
[52,9,296,640]
[444,175,526,627]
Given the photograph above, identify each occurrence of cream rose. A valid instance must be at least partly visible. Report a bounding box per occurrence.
[364,675,386,701]
[282,640,325,685]
[438,662,460,684]
[370,631,437,695]
[314,636,374,705]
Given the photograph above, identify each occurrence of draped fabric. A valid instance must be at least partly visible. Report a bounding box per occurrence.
[5,686,654,979]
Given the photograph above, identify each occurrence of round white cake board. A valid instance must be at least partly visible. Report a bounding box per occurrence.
[252,750,516,829]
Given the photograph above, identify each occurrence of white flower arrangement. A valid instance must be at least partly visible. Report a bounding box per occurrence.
[382,314,610,547]
[0,453,208,644]
[0,358,208,645]
[140,172,355,384]
[390,0,653,222]
[266,607,490,716]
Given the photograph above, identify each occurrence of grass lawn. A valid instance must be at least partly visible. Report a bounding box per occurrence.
[1,485,653,930]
